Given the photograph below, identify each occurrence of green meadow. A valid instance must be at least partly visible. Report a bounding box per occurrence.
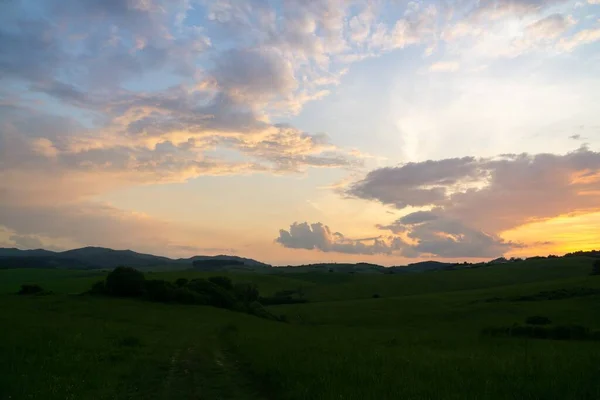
[2,257,599,399]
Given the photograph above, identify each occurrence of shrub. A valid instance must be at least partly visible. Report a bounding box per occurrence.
[525,316,551,325]
[259,296,308,305]
[89,280,107,295]
[187,279,237,309]
[208,276,233,291]
[274,290,297,297]
[175,278,188,287]
[551,325,589,340]
[18,284,44,295]
[372,293,381,299]
[233,283,259,303]
[118,336,141,347]
[172,287,209,305]
[247,301,278,321]
[144,279,177,302]
[105,266,145,297]
[483,324,595,341]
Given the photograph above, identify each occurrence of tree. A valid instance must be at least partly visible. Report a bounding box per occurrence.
[233,283,259,303]
[18,284,44,295]
[105,266,145,297]
[208,276,233,291]
[592,260,600,276]
[187,279,236,308]
[175,278,188,287]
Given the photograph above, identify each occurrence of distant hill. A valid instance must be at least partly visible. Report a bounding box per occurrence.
[184,255,269,267]
[0,246,268,270]
[0,248,57,258]
[393,261,456,273]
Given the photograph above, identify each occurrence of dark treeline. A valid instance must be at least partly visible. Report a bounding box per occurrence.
[192,259,244,270]
[564,250,600,258]
[87,266,300,321]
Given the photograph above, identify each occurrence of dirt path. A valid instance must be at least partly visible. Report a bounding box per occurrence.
[159,341,269,400]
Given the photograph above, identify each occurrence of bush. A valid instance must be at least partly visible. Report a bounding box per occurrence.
[372,293,381,299]
[247,301,279,321]
[208,276,233,291]
[187,279,237,309]
[144,279,177,302]
[233,283,259,303]
[18,284,44,295]
[89,280,107,295]
[175,278,188,287]
[118,336,141,347]
[274,290,297,297]
[172,287,209,305]
[105,266,145,297]
[525,316,551,325]
[259,296,308,305]
[483,324,596,341]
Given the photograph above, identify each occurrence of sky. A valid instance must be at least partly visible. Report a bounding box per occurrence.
[1,0,599,265]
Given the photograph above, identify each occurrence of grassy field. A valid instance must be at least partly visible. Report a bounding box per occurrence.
[1,257,599,399]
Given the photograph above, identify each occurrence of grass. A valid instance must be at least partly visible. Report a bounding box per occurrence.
[1,256,599,399]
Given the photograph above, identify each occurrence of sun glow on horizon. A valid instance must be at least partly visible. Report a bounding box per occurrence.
[503,211,600,257]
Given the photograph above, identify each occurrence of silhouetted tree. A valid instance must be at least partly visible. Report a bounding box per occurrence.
[144,279,176,302]
[89,281,106,295]
[105,266,145,297]
[208,276,233,291]
[525,315,551,325]
[233,283,259,303]
[187,279,236,308]
[18,284,44,295]
[175,278,188,287]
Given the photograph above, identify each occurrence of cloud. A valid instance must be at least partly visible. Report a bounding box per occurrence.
[0,202,218,257]
[9,234,44,249]
[429,61,460,72]
[276,219,515,258]
[2,0,598,259]
[276,222,402,255]
[525,14,576,40]
[378,212,518,258]
[213,47,297,104]
[348,157,485,208]
[558,26,600,51]
[295,147,600,258]
[474,0,569,18]
[349,147,600,235]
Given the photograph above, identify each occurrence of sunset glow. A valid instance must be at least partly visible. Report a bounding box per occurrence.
[1,0,600,264]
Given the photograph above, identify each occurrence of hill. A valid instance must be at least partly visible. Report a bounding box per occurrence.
[1,254,598,399]
[0,246,268,270]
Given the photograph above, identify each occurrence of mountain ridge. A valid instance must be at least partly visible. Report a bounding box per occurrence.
[0,246,268,269]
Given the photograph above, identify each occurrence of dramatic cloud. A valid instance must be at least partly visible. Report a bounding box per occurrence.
[279,148,600,259]
[2,0,599,260]
[348,157,485,209]
[344,148,600,257]
[377,212,518,258]
[276,222,403,255]
[275,219,514,258]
